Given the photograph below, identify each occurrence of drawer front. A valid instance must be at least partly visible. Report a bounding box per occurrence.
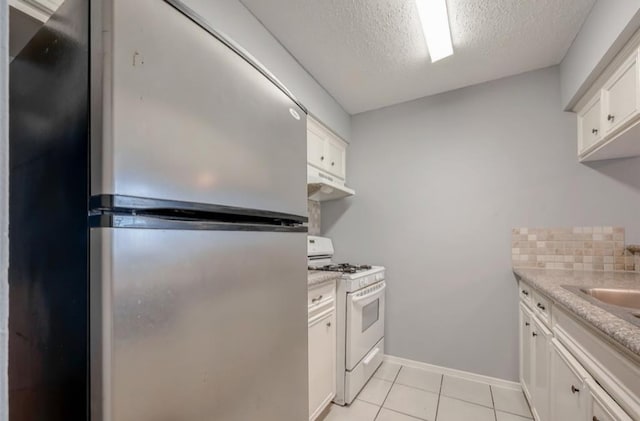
[344,338,384,404]
[520,281,533,307]
[308,280,336,310]
[532,290,551,326]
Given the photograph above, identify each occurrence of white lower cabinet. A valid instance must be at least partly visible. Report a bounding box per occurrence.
[308,281,337,421]
[519,280,635,421]
[550,339,589,421]
[520,304,533,400]
[519,302,551,421]
[589,378,634,421]
[308,309,336,420]
[532,317,552,421]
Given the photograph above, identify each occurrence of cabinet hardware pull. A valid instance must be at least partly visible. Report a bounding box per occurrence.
[331,162,335,166]
[593,417,600,421]
[522,290,529,296]
[607,114,615,122]
[592,128,598,134]
[532,332,538,337]
[321,156,325,161]
[525,322,530,327]
[326,322,331,327]
[537,303,546,311]
[312,295,323,303]
[571,385,580,394]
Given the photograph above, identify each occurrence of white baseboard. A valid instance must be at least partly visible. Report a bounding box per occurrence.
[384,354,522,391]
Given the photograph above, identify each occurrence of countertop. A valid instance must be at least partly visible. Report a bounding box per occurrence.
[514,268,640,359]
[308,270,341,288]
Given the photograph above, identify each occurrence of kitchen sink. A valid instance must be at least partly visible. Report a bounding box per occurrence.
[562,285,640,327]
[579,288,640,310]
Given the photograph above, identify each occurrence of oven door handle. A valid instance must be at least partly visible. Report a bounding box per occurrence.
[352,281,386,306]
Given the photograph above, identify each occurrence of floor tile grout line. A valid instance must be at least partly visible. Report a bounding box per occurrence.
[437,393,495,410]
[493,386,535,419]
[492,390,534,420]
[373,364,403,420]
[494,409,534,420]
[434,373,444,421]
[490,385,497,421]
[367,365,530,421]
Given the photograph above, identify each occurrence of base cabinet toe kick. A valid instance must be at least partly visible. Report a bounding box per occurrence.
[518,279,637,421]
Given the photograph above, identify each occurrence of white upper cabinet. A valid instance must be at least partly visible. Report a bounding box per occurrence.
[578,96,602,154]
[307,117,347,180]
[307,121,327,170]
[602,51,639,135]
[575,30,640,162]
[325,139,346,179]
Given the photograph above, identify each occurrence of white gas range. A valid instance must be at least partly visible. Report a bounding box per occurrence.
[308,236,386,405]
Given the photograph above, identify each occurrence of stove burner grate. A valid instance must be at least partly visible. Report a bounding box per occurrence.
[308,263,373,274]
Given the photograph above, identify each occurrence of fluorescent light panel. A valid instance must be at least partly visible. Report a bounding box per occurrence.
[416,0,453,62]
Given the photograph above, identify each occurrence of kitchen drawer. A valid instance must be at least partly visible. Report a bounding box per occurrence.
[345,338,384,404]
[519,281,533,308]
[532,290,551,326]
[308,280,336,312]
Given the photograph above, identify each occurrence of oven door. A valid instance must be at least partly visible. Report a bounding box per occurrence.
[346,281,386,371]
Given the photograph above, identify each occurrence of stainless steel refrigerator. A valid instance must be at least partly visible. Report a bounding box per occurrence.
[10,0,309,420]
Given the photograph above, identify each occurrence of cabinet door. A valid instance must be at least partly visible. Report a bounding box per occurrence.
[308,309,336,420]
[325,138,346,180]
[550,340,589,421]
[532,316,551,421]
[579,96,603,153]
[603,51,639,134]
[307,121,327,170]
[588,379,633,421]
[519,304,533,400]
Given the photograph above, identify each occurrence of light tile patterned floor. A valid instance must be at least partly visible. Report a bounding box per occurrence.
[320,362,533,421]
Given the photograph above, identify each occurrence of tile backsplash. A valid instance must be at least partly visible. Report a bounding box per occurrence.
[511,227,635,272]
[308,200,321,236]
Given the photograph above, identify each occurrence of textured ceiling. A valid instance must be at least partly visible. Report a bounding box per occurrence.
[240,0,596,114]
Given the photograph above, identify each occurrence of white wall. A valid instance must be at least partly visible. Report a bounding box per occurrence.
[182,0,352,141]
[322,66,640,381]
[1,0,9,418]
[561,0,640,109]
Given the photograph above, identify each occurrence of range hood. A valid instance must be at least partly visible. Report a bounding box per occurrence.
[307,165,355,201]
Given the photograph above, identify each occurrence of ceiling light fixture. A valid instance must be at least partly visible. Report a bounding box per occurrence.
[416,0,454,62]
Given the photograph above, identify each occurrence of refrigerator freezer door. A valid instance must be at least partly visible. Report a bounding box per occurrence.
[90,228,308,421]
[91,0,307,217]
